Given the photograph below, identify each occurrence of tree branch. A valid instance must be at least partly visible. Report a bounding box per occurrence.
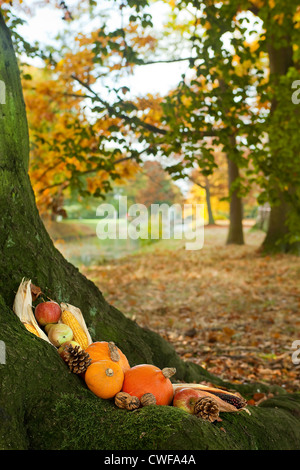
[37,149,147,195]
[136,56,198,66]
[70,74,168,136]
[188,175,206,190]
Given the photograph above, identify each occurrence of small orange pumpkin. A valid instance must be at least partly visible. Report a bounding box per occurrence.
[122,364,176,406]
[85,341,130,373]
[84,359,124,399]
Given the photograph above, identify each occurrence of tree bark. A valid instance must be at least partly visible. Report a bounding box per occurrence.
[0,11,300,450]
[190,176,215,225]
[205,179,215,225]
[218,80,244,245]
[226,156,244,245]
[261,192,300,254]
[262,42,300,253]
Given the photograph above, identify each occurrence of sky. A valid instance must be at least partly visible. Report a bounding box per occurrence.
[16,0,190,97]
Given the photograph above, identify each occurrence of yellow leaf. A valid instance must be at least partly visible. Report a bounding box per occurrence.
[273,13,284,25]
[250,0,265,8]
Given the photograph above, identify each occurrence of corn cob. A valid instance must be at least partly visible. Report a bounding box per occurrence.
[173,383,247,411]
[23,322,40,337]
[61,310,89,349]
[203,390,246,409]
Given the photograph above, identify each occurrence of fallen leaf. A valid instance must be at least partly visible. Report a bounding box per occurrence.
[30,283,42,302]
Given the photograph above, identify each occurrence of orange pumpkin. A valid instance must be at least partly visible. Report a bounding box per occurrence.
[122,364,176,406]
[84,359,124,399]
[85,341,130,373]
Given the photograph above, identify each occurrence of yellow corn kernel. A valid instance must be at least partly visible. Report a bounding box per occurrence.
[61,310,89,349]
[23,323,40,337]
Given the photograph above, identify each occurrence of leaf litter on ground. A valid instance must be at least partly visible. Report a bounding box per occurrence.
[81,226,300,396]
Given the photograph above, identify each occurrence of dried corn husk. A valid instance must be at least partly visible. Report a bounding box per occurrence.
[172,383,249,413]
[59,302,92,347]
[13,278,52,344]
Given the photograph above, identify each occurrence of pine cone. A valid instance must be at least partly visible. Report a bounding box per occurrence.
[194,397,220,422]
[63,344,92,374]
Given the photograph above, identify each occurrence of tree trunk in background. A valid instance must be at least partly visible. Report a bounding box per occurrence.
[226,157,244,245]
[261,194,290,252]
[1,11,300,450]
[262,43,300,253]
[205,180,215,225]
[262,190,300,254]
[218,80,244,245]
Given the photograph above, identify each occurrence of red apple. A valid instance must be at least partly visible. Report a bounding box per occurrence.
[47,323,73,347]
[34,301,61,326]
[172,388,202,414]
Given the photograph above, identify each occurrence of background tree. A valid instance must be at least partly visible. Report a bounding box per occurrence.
[135,160,183,207]
[187,145,228,225]
[145,0,300,252]
[76,0,300,252]
[248,0,300,253]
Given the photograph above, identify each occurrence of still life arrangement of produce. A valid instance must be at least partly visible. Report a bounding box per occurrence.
[13,278,249,423]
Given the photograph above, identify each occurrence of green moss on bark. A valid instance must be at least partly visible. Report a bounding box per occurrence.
[26,389,300,451]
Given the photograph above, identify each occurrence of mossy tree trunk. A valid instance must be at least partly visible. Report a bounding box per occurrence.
[0,11,300,451]
[0,9,208,379]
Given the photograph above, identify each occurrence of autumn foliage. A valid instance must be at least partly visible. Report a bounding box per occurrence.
[4,0,300,248]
